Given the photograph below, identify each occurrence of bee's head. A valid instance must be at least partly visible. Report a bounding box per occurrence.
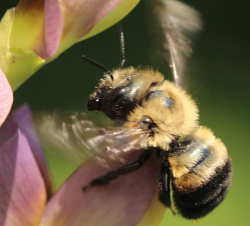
[126,81,199,150]
[87,67,164,121]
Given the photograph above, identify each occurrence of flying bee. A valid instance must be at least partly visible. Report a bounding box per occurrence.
[35,0,232,220]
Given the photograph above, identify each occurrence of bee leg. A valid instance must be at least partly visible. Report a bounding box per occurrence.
[83,149,152,190]
[158,149,177,215]
[158,150,171,207]
[158,162,171,207]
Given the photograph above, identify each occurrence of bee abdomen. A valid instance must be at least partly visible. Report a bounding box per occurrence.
[168,127,232,219]
[172,159,232,219]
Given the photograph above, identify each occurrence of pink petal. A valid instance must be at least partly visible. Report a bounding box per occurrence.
[11,105,53,198]
[0,68,13,127]
[43,0,63,58]
[0,129,46,226]
[11,0,63,59]
[42,151,159,226]
[62,0,122,38]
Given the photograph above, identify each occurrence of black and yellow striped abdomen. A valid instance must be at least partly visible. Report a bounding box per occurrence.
[168,127,232,219]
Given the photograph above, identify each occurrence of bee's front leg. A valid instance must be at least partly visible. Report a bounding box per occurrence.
[83,149,152,191]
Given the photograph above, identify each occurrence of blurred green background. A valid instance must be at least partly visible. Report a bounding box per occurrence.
[1,0,250,225]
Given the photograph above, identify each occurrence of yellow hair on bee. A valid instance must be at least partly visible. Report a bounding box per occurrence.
[111,68,164,100]
[111,67,164,87]
[99,67,164,97]
[126,79,199,150]
[170,126,229,192]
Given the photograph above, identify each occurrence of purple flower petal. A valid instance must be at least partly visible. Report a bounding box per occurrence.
[42,151,160,226]
[0,68,13,127]
[0,129,46,226]
[10,105,53,198]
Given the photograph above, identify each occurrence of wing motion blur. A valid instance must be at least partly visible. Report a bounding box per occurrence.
[147,0,202,86]
[34,111,148,167]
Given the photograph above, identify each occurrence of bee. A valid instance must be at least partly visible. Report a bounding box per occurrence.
[36,0,232,220]
[84,0,232,218]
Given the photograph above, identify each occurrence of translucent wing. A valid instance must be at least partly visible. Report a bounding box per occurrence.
[34,111,148,168]
[146,0,202,86]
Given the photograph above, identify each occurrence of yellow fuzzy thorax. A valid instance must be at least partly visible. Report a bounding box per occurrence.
[126,79,199,150]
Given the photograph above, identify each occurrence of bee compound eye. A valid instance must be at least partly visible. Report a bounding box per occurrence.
[99,86,137,120]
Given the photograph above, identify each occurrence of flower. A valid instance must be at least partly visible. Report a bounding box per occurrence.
[0,0,141,91]
[0,1,166,224]
[0,68,13,127]
[0,105,52,225]
[0,0,140,129]
[0,105,165,226]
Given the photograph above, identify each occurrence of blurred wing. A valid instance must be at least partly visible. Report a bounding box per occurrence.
[34,111,148,168]
[147,0,202,86]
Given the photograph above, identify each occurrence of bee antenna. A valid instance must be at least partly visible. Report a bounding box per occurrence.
[118,22,126,69]
[82,55,113,81]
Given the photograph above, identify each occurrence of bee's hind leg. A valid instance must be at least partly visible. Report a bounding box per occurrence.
[83,149,152,191]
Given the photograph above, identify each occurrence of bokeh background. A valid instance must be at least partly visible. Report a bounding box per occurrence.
[1,0,250,225]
